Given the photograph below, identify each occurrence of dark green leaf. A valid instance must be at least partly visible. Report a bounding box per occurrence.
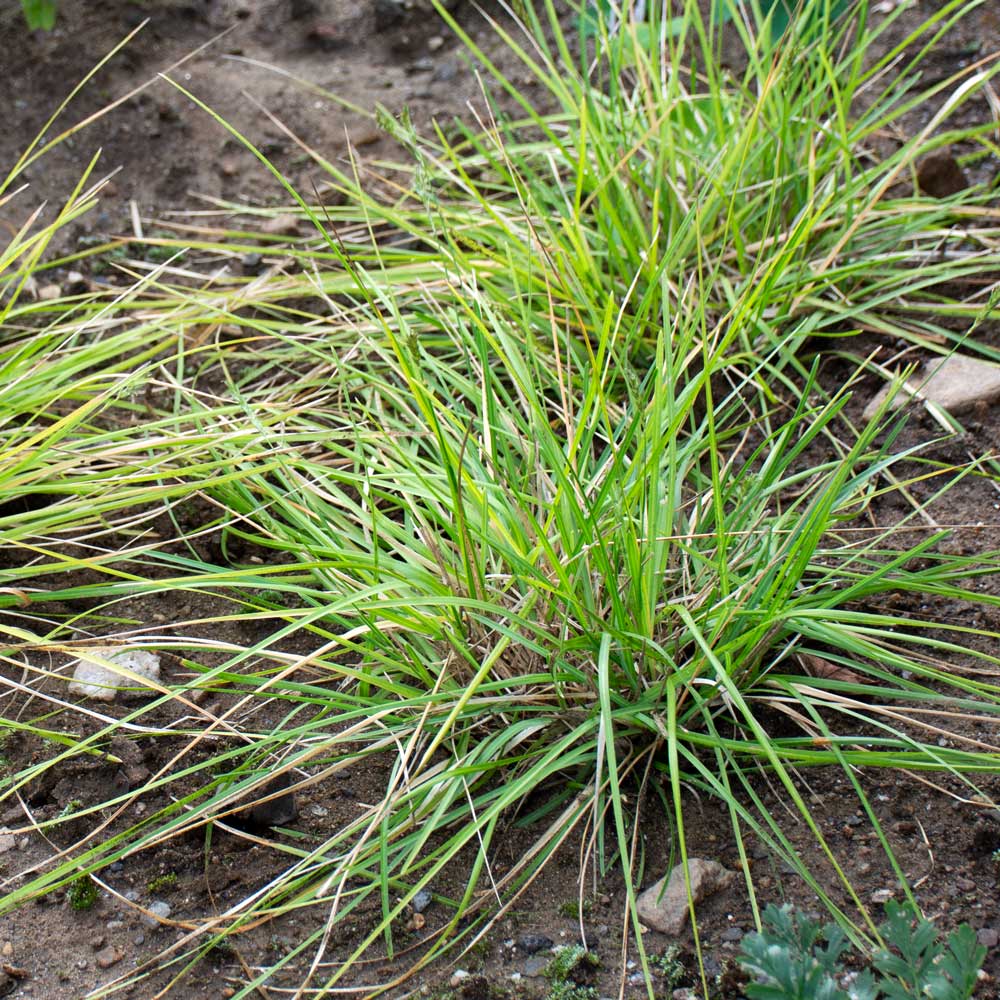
[20,0,58,30]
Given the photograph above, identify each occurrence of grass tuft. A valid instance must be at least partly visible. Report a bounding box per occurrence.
[2,0,1000,995]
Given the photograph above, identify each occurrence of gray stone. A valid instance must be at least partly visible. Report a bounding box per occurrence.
[517,932,554,955]
[863,354,1000,421]
[978,928,999,949]
[523,955,549,977]
[142,900,171,927]
[67,648,160,702]
[637,859,736,935]
[411,888,432,913]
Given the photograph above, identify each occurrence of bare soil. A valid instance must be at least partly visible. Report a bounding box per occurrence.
[3,2,1000,999]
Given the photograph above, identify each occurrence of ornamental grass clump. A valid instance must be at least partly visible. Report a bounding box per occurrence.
[2,0,1000,996]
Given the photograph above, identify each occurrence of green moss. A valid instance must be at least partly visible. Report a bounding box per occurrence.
[545,946,601,1000]
[57,798,83,820]
[147,872,178,894]
[650,945,684,989]
[557,897,593,919]
[68,876,97,911]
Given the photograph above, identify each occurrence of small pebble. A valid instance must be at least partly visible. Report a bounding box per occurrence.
[517,932,554,955]
[242,252,263,275]
[259,214,300,237]
[95,945,123,969]
[522,955,548,977]
[449,970,469,988]
[143,900,171,927]
[218,156,241,178]
[411,888,433,913]
[978,928,999,949]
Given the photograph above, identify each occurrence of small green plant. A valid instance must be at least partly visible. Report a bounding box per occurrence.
[142,234,181,264]
[67,876,97,911]
[20,0,57,29]
[57,799,83,820]
[738,901,985,1000]
[650,945,685,989]
[558,897,593,919]
[545,945,601,1000]
[147,872,178,894]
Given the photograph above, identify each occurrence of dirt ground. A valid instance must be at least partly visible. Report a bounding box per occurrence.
[3,1,1000,998]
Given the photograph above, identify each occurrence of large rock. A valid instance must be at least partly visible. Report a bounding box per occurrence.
[67,648,161,702]
[637,858,736,935]
[863,353,1000,421]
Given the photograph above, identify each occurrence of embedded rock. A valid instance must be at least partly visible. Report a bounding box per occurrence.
[862,353,1000,421]
[637,858,736,935]
[68,648,161,702]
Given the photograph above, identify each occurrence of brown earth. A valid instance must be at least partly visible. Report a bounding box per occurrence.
[3,1,1000,999]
